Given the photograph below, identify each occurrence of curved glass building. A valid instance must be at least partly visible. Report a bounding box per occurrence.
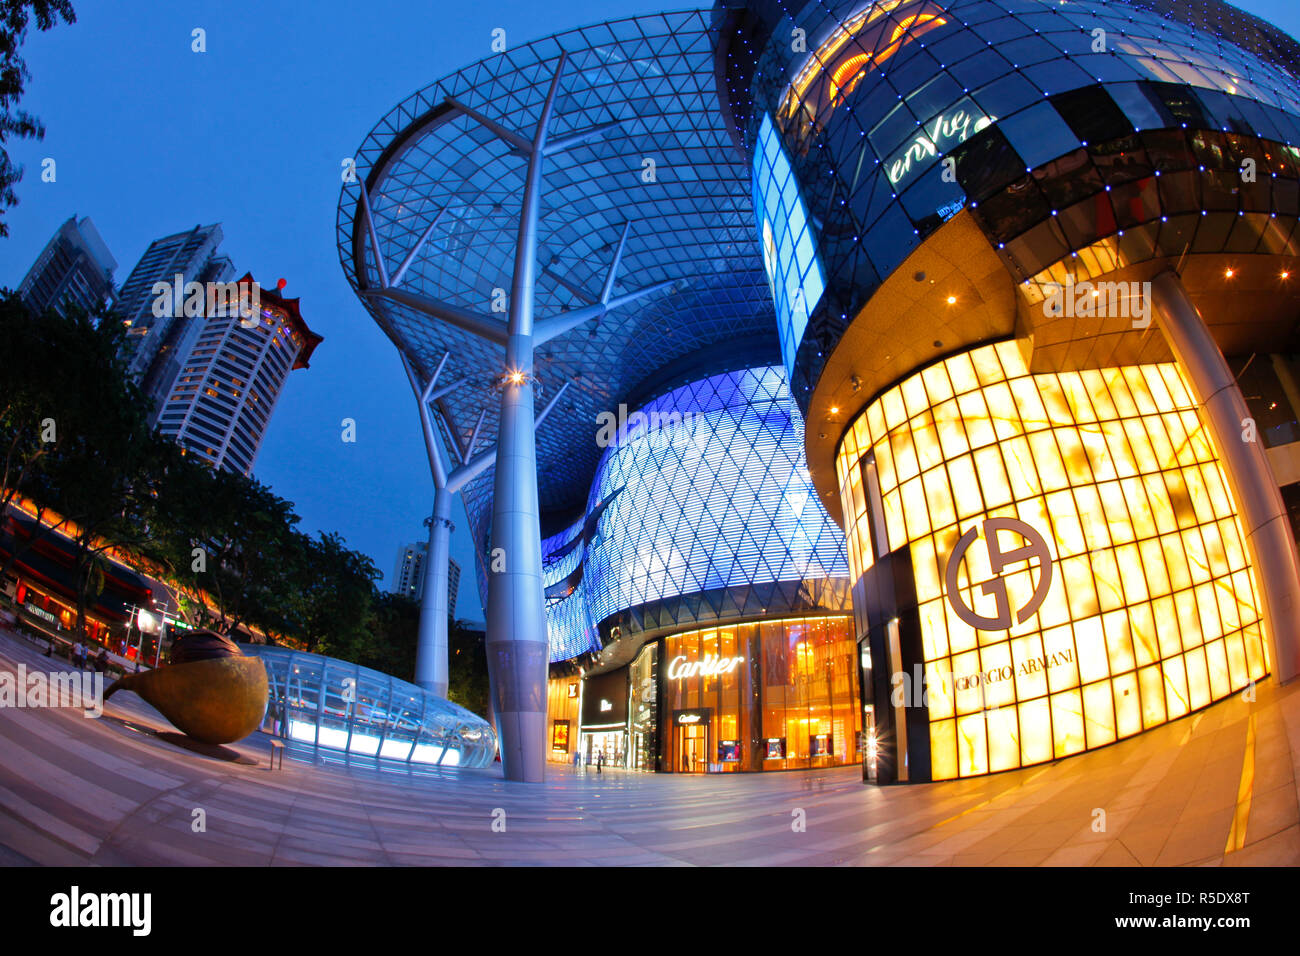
[543,364,849,660]
[342,0,1300,783]
[246,646,498,769]
[540,363,855,772]
[718,0,1300,781]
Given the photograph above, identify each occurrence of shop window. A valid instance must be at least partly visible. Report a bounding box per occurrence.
[660,618,859,773]
[1051,87,1133,145]
[950,125,1022,203]
[1108,82,1170,132]
[836,342,1266,780]
[977,176,1051,246]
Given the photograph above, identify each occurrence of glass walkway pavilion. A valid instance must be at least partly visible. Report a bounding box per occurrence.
[247,646,498,769]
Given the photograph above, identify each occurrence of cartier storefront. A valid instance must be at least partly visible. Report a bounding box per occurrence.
[654,615,861,773]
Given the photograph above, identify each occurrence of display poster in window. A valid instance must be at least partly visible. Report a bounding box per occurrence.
[551,720,570,752]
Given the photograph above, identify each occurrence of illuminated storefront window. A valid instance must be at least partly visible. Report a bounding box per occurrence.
[660,616,860,773]
[628,644,659,772]
[836,341,1268,780]
[546,675,582,764]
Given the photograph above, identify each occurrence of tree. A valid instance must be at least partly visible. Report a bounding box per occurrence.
[144,454,304,637]
[446,619,489,716]
[352,591,419,681]
[32,348,152,637]
[288,531,379,657]
[2,294,154,638]
[0,293,130,580]
[0,0,76,236]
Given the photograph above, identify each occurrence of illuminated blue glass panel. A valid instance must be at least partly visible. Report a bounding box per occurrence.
[541,366,849,662]
[753,113,826,377]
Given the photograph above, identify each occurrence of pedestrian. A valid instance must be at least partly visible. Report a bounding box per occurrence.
[596,750,604,774]
[93,647,108,674]
[572,748,581,770]
[72,640,85,668]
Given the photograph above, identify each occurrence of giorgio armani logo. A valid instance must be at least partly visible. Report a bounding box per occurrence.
[944,517,1054,631]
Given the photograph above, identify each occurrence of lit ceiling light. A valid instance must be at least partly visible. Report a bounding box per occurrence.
[946,295,957,305]
[830,406,840,414]
[1282,271,1291,279]
[1225,268,1235,278]
[506,369,526,385]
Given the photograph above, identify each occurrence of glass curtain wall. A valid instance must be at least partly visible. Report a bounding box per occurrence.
[629,644,659,772]
[661,616,859,772]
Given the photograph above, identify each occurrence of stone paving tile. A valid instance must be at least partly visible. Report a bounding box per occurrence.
[1,628,1297,866]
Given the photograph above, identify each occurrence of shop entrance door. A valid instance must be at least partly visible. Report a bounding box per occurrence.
[676,722,707,773]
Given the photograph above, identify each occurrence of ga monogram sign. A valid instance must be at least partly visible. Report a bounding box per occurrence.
[944,517,1054,630]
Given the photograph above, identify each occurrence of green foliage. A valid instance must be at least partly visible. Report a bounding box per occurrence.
[347,591,419,682]
[0,1,76,236]
[0,289,447,688]
[446,619,489,717]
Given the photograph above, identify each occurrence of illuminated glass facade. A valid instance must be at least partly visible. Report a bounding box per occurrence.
[836,341,1268,780]
[541,365,850,663]
[662,616,860,773]
[754,113,828,375]
[340,0,1300,784]
[247,646,498,769]
[722,0,1300,405]
[545,674,581,764]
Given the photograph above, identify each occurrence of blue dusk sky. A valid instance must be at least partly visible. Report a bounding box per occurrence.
[3,0,1299,624]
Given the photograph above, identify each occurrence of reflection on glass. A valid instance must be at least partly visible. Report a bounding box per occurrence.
[248,646,497,769]
[661,616,859,773]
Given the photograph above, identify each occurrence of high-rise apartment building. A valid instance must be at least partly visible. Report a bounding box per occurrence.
[392,542,426,601]
[391,541,459,617]
[154,275,321,476]
[140,252,236,422]
[115,223,227,383]
[16,216,117,316]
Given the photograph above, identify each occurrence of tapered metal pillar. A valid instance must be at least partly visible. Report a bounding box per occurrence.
[414,487,454,697]
[1151,270,1300,683]
[357,51,668,780]
[486,335,550,782]
[485,58,561,782]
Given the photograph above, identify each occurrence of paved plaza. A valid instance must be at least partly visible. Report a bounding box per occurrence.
[0,629,1296,866]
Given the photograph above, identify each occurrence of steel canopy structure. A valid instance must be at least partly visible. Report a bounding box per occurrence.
[338,10,780,779]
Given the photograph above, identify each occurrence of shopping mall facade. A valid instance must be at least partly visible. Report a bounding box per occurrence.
[341,0,1300,783]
